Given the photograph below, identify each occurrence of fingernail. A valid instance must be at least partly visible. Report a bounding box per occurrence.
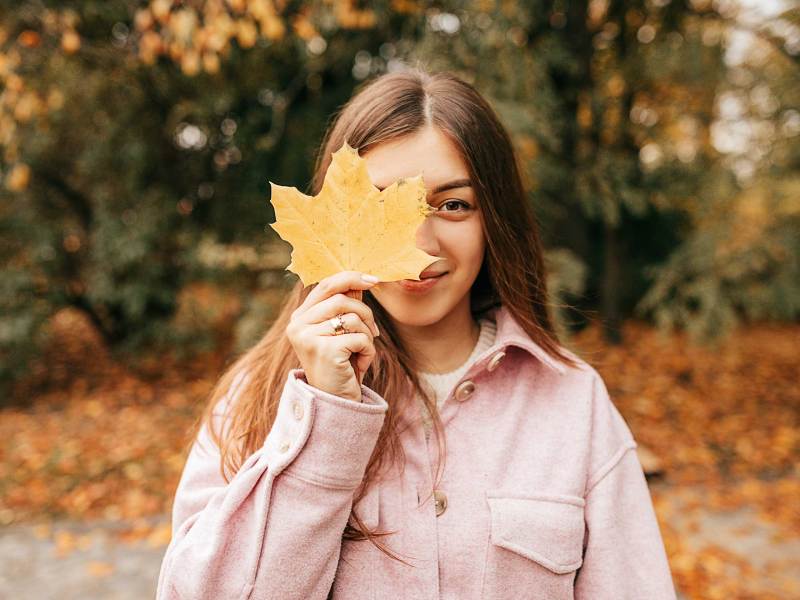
[361,273,379,283]
[374,324,380,337]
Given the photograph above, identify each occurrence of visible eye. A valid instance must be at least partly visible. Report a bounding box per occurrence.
[438,199,471,212]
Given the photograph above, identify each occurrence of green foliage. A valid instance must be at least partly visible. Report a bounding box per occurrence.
[0,0,393,392]
[404,0,799,338]
[637,180,800,340]
[544,247,588,340]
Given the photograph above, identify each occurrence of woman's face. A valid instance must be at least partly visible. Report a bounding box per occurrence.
[363,125,486,327]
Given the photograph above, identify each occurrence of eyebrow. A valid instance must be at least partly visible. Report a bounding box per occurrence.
[377,178,472,194]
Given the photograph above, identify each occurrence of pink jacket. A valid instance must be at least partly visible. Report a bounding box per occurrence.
[156,304,677,599]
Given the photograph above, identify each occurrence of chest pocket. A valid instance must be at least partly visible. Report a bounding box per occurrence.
[482,492,586,600]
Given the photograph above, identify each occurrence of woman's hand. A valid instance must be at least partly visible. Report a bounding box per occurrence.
[286,271,381,402]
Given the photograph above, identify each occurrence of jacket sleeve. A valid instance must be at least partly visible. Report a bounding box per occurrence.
[574,371,677,600]
[155,367,388,600]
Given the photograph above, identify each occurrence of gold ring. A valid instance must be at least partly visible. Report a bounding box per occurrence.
[329,313,348,336]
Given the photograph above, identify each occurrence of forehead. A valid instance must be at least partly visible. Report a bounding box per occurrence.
[362,126,470,191]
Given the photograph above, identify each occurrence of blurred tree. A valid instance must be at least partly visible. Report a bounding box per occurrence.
[637,4,800,338]
[0,0,408,394]
[400,1,798,343]
[404,0,739,343]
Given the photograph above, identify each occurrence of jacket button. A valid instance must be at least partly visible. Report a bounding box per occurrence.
[486,351,506,372]
[433,490,447,516]
[292,401,304,421]
[454,380,475,402]
[278,439,291,453]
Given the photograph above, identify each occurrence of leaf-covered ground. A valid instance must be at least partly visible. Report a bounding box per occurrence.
[1,307,798,599]
[571,322,800,599]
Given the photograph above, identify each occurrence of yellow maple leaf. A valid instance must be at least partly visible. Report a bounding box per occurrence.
[267,141,440,287]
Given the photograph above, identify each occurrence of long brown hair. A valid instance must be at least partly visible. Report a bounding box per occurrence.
[188,66,579,564]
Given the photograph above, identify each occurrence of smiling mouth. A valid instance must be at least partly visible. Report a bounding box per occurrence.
[405,271,448,281]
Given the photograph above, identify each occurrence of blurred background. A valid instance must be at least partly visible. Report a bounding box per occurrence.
[0,0,798,598]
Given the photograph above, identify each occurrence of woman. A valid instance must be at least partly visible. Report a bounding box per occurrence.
[156,68,677,599]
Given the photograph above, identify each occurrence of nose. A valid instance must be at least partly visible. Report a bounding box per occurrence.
[415,213,441,257]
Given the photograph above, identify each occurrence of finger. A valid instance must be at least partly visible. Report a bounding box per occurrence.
[296,270,380,316]
[354,336,377,384]
[313,312,374,340]
[325,332,376,381]
[302,294,379,336]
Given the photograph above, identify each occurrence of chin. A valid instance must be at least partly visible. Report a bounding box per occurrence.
[386,309,446,328]
[371,290,460,328]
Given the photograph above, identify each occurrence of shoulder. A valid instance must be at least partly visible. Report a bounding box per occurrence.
[195,368,252,456]
[569,358,638,490]
[535,345,606,400]
[563,353,633,436]
[546,350,638,481]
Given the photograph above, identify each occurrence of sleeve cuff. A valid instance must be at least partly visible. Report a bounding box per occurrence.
[262,368,388,488]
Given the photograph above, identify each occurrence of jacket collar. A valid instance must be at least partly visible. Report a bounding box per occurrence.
[395,304,567,425]
[477,304,567,376]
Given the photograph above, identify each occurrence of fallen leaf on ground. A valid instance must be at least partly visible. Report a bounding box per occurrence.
[86,561,114,577]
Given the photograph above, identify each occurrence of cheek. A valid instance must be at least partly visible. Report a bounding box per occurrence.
[459,223,485,270]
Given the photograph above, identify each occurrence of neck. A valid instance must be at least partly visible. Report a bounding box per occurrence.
[393,297,480,374]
